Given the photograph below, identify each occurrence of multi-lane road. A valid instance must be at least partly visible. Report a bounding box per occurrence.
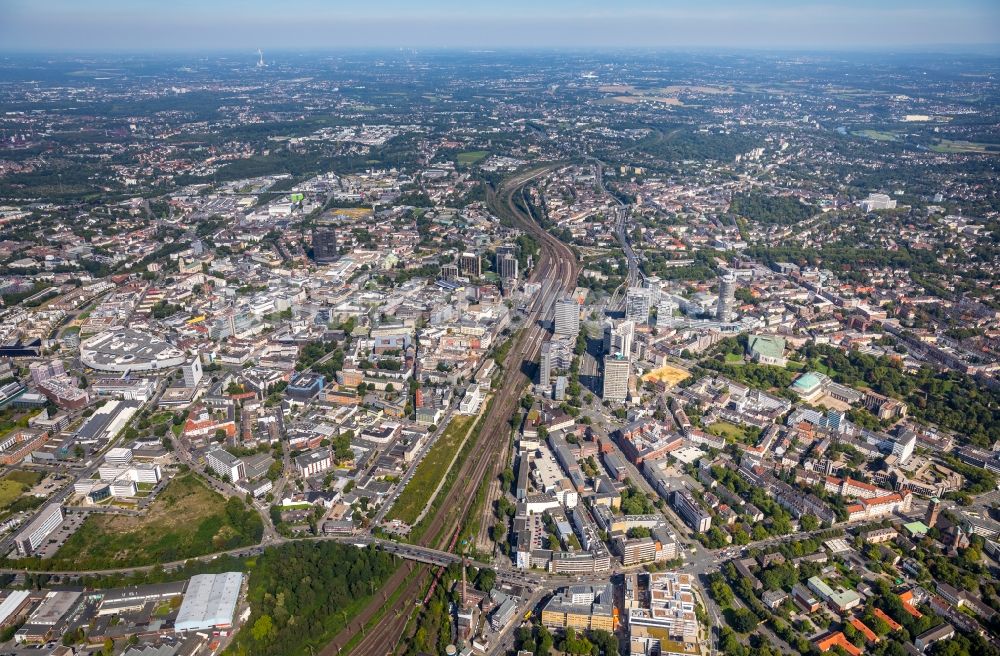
[590,157,639,311]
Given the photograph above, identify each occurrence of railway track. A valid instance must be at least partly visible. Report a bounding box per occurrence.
[411,164,576,557]
[325,561,427,656]
[462,167,578,554]
[338,165,578,655]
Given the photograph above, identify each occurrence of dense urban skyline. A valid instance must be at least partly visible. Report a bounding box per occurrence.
[0,3,998,654]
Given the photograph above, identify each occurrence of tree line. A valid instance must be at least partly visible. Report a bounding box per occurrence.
[226,541,398,656]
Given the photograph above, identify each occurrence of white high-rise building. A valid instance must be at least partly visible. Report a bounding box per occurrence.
[182,357,203,388]
[656,297,679,328]
[14,504,63,556]
[206,448,246,482]
[643,276,662,306]
[716,274,737,322]
[603,320,634,360]
[104,447,133,467]
[602,355,630,402]
[860,193,897,212]
[131,464,162,484]
[625,287,652,323]
[554,296,580,338]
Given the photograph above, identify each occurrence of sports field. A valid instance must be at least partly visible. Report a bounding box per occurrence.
[456,150,488,165]
[642,364,690,387]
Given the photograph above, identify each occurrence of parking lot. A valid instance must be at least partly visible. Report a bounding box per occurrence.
[34,513,87,559]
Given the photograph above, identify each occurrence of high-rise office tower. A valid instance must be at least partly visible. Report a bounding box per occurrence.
[496,244,517,258]
[603,320,634,360]
[554,296,580,338]
[312,226,338,263]
[29,360,65,385]
[459,252,482,278]
[625,287,652,323]
[716,274,737,322]
[539,337,573,386]
[182,358,203,388]
[539,341,554,387]
[602,355,630,402]
[643,275,661,306]
[497,253,519,280]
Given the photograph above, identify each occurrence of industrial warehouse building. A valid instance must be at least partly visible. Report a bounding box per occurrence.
[94,580,187,617]
[174,572,244,633]
[74,399,143,450]
[15,591,81,644]
[0,590,33,630]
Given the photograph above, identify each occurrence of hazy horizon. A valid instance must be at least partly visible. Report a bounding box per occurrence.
[2,0,999,53]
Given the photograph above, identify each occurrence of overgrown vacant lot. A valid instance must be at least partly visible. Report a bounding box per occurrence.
[385,414,477,525]
[0,480,22,509]
[707,420,748,443]
[0,470,44,518]
[50,473,262,569]
[2,470,42,487]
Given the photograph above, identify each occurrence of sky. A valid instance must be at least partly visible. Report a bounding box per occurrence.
[1,0,999,53]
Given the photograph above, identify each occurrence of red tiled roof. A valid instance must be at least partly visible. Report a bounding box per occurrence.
[816,632,862,656]
[873,608,902,631]
[899,591,923,618]
[849,617,880,643]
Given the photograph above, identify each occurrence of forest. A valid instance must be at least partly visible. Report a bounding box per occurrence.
[729,191,816,226]
[634,127,760,163]
[641,249,719,281]
[696,338,1000,448]
[800,344,1000,448]
[225,541,398,656]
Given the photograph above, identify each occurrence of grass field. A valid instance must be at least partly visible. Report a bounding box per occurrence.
[385,414,477,525]
[854,129,898,142]
[642,364,691,387]
[0,480,23,509]
[931,140,995,154]
[706,421,748,442]
[811,361,838,377]
[0,470,42,510]
[52,473,261,568]
[3,470,42,487]
[0,408,39,438]
[456,150,488,165]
